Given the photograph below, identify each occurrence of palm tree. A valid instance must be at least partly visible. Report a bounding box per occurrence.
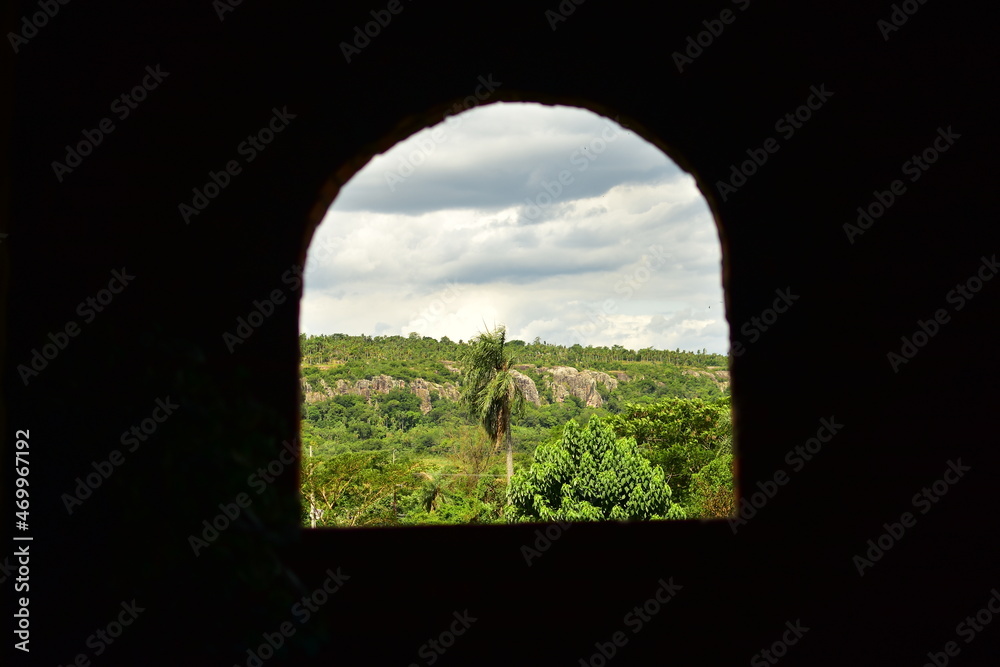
[416,471,448,513]
[460,325,526,482]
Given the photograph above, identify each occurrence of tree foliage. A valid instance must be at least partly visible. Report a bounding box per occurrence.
[688,452,735,519]
[299,332,729,370]
[459,325,526,481]
[300,450,424,527]
[506,419,685,522]
[602,396,731,510]
[297,333,734,526]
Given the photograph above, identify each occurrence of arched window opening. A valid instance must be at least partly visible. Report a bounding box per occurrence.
[299,102,732,528]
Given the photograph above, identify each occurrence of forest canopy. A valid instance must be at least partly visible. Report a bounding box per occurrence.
[298,331,734,527]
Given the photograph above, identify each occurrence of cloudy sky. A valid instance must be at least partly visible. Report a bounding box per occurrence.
[301,102,728,354]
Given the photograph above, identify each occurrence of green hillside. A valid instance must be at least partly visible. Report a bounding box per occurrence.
[298,332,734,527]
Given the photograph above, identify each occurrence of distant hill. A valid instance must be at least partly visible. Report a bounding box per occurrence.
[299,334,729,411]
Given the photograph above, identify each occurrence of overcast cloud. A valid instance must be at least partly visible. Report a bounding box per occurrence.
[301,102,728,354]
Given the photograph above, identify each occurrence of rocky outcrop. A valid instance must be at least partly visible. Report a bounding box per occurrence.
[301,377,335,404]
[544,366,618,408]
[510,369,541,406]
[681,369,730,391]
[301,374,460,414]
[302,362,725,414]
[409,377,461,412]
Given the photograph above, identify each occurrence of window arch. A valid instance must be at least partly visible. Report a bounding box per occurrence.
[298,99,734,527]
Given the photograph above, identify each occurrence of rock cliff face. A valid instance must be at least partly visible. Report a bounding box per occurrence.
[301,362,697,412]
[681,369,730,391]
[510,369,540,406]
[300,375,460,414]
[542,366,618,408]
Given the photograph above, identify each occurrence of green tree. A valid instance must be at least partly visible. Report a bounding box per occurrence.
[602,396,731,509]
[459,325,526,482]
[688,453,735,519]
[505,419,685,522]
[300,450,424,527]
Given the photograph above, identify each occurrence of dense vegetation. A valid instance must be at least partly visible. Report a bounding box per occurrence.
[300,332,728,375]
[507,419,687,522]
[298,331,734,527]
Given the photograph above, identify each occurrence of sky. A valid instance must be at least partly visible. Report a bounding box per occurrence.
[300,102,729,354]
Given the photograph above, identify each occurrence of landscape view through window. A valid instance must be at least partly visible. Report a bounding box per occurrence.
[298,102,733,527]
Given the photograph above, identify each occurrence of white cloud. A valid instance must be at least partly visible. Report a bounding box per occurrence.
[301,103,728,354]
